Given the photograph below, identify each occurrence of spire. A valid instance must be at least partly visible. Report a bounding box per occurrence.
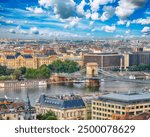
[27,92,31,109]
[25,92,32,120]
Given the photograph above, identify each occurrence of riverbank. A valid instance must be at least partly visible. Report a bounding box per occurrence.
[0,80,47,88]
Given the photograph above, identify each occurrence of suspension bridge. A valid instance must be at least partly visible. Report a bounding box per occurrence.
[49,63,150,86]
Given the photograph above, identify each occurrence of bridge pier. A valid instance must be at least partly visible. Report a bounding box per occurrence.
[85,63,100,87]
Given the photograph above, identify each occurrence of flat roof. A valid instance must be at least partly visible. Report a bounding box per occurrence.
[85,53,121,56]
[99,92,150,103]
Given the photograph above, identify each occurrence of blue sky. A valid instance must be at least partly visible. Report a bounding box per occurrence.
[0,0,150,39]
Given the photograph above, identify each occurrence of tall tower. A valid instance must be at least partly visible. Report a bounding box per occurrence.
[24,92,32,120]
[86,63,100,87]
[86,63,98,78]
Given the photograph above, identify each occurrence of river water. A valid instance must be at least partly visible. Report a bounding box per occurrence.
[0,81,149,105]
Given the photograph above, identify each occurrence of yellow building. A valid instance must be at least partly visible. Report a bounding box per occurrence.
[36,55,58,68]
[0,53,58,69]
[35,94,86,120]
[123,53,129,69]
[59,53,84,67]
[92,92,150,120]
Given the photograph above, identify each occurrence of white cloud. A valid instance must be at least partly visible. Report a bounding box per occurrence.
[132,17,150,25]
[117,20,131,27]
[26,7,45,14]
[39,0,76,19]
[91,12,99,20]
[86,33,91,36]
[24,21,29,24]
[100,6,115,21]
[20,30,28,34]
[115,34,123,38]
[126,21,130,27]
[103,25,116,32]
[141,27,150,34]
[5,20,14,24]
[125,30,130,34]
[92,28,96,32]
[117,20,126,25]
[39,0,51,8]
[70,17,80,27]
[16,26,28,34]
[8,29,16,33]
[90,0,115,12]
[30,27,39,35]
[64,17,80,28]
[115,0,147,19]
[115,6,134,19]
[85,10,91,19]
[90,21,94,27]
[76,0,86,16]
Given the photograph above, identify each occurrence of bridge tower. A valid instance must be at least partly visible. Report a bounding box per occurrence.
[86,63,100,87]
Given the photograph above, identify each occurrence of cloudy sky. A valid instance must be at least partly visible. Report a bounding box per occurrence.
[0,0,150,39]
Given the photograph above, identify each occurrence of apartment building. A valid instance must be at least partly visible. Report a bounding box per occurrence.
[92,92,150,120]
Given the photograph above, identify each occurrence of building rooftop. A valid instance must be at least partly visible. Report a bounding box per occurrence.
[6,55,15,59]
[98,91,150,104]
[36,94,85,109]
[119,112,150,120]
[85,53,120,56]
[23,54,33,59]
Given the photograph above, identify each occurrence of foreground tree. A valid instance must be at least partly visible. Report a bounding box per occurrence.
[37,111,57,120]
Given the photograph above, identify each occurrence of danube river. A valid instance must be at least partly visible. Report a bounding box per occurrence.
[0,81,150,105]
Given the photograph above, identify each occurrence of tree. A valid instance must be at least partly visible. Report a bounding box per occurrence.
[13,69,22,80]
[25,65,51,80]
[0,65,14,76]
[48,60,80,73]
[25,68,36,79]
[37,111,57,120]
[19,67,26,75]
[38,65,51,79]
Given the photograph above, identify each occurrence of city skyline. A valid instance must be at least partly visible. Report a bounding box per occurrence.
[0,0,150,39]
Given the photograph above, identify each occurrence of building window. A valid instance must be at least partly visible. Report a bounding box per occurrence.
[7,117,10,120]
[140,106,143,109]
[116,111,120,114]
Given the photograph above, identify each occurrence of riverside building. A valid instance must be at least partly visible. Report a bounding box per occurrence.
[35,94,86,120]
[92,91,150,120]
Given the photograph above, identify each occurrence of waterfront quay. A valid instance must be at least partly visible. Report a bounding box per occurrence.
[0,80,47,88]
